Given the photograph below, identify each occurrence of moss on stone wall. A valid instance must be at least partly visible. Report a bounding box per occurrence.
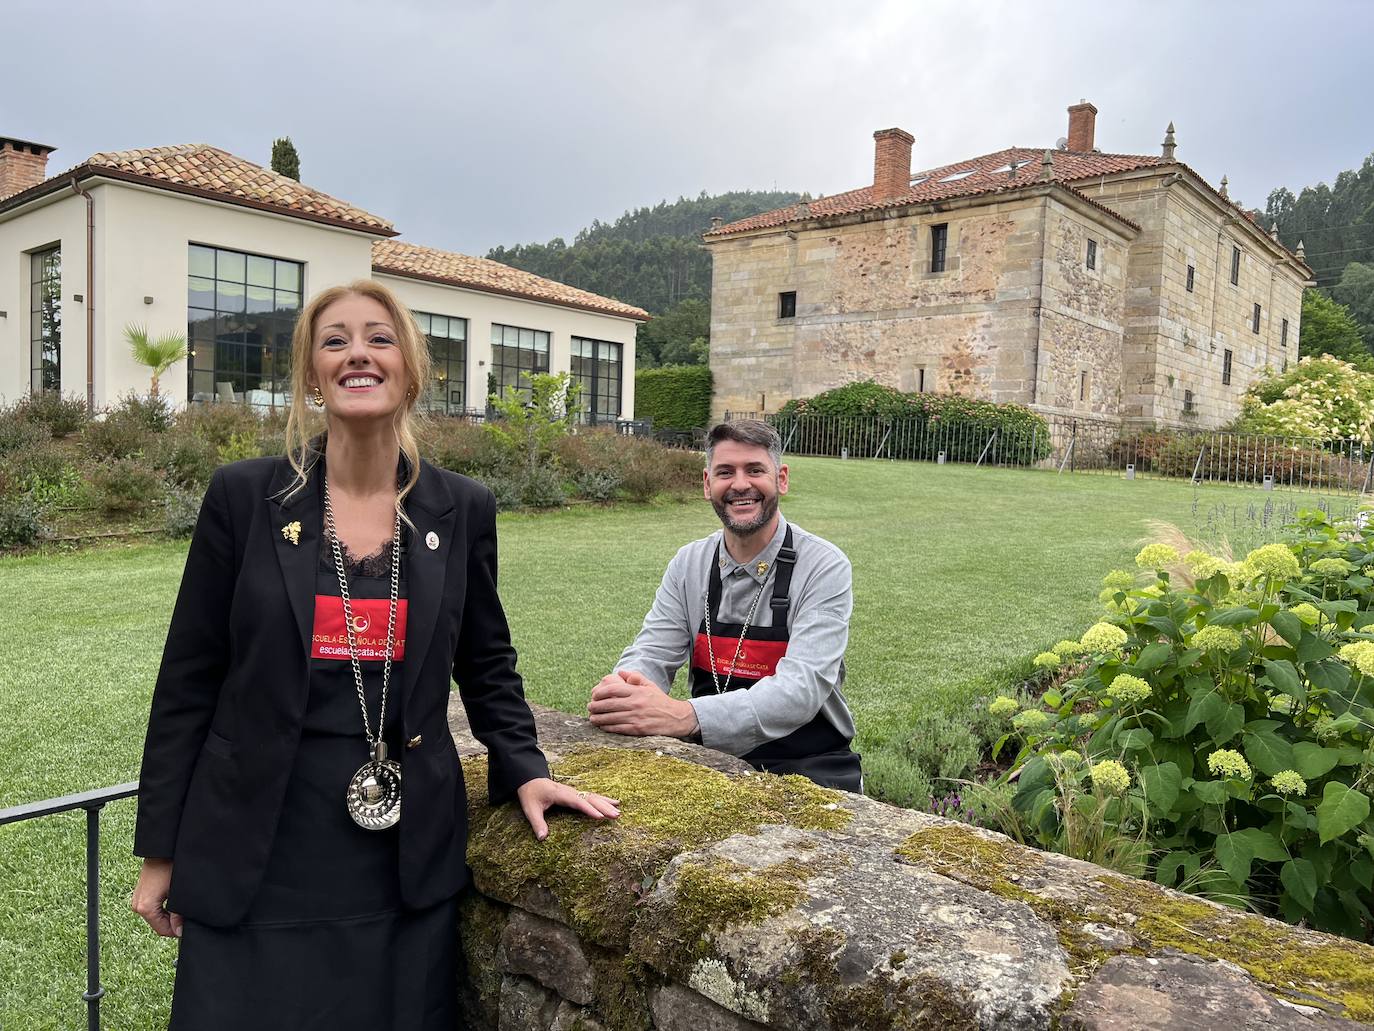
[464,747,850,948]
[896,823,1374,1023]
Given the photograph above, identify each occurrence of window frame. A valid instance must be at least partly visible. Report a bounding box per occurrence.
[1230,245,1241,286]
[414,310,469,415]
[489,322,551,402]
[571,336,623,424]
[1184,389,1195,415]
[930,223,949,273]
[30,246,61,393]
[778,291,796,319]
[1223,348,1233,385]
[1281,318,1289,348]
[1252,303,1261,334]
[1186,264,1195,292]
[1086,238,1097,271]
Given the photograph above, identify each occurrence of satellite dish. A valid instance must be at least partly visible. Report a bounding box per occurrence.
[1056,137,1070,151]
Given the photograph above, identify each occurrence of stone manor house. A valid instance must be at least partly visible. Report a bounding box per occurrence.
[704,102,1313,428]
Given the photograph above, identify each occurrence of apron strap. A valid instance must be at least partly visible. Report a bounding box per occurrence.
[769,526,797,622]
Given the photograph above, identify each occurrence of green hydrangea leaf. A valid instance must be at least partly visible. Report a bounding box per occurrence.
[1214,832,1257,885]
[1243,731,1296,776]
[1296,632,1335,663]
[1154,849,1196,887]
[1139,761,1182,816]
[1270,611,1303,646]
[1184,689,1226,734]
[1308,659,1351,696]
[1262,659,1302,699]
[1192,779,1229,804]
[1206,702,1246,744]
[1316,781,1371,844]
[1210,607,1260,627]
[1281,857,1318,911]
[1042,689,1063,709]
[1291,742,1343,780]
[1117,728,1154,751]
[1135,642,1172,672]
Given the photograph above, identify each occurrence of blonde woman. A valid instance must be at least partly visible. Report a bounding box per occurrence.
[131,280,617,1028]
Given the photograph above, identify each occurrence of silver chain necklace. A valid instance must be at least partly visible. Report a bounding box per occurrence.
[702,550,770,694]
[323,476,403,831]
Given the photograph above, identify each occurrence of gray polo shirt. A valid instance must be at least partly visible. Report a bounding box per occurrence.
[616,514,856,757]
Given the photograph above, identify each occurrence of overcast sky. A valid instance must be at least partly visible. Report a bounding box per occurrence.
[4,0,1370,257]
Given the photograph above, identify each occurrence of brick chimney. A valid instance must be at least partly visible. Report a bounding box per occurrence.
[0,137,57,198]
[1066,101,1097,153]
[872,128,914,202]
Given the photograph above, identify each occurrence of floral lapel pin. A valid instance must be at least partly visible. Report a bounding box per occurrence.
[282,521,302,546]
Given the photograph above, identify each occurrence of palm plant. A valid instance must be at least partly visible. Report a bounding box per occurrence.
[125,323,188,398]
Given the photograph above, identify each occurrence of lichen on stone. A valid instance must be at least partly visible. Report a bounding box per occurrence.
[463,747,851,948]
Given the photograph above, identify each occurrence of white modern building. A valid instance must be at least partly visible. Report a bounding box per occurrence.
[0,137,645,420]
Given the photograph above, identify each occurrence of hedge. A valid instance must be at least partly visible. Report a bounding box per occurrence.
[635,364,712,430]
[776,382,1052,464]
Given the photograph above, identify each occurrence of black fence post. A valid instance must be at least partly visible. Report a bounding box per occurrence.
[84,802,106,1031]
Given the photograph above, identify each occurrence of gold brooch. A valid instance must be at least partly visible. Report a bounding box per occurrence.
[757,561,769,575]
[282,521,301,546]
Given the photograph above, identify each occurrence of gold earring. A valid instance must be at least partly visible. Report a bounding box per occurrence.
[311,387,325,407]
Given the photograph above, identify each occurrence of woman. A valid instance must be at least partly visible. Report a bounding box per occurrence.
[130,280,618,1029]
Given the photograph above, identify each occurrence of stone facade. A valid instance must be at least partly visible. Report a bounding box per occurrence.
[449,702,1374,1030]
[704,106,1312,429]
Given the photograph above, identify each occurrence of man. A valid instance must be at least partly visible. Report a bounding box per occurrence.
[588,419,861,791]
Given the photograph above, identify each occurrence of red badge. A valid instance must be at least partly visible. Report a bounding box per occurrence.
[311,596,408,661]
[691,634,787,679]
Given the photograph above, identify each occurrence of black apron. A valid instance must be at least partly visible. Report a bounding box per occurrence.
[690,527,862,792]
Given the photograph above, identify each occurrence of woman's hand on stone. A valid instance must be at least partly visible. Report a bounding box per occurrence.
[516,778,620,841]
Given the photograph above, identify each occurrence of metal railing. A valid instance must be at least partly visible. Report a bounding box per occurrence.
[1,783,139,1031]
[722,410,1374,495]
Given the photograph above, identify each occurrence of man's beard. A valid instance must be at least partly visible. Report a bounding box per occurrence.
[711,487,778,536]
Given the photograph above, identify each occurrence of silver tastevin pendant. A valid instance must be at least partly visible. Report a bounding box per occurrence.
[346,741,402,830]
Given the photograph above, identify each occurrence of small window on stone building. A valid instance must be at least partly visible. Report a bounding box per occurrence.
[1253,303,1261,334]
[918,367,927,393]
[930,224,948,273]
[1186,265,1195,292]
[1223,349,1233,385]
[1281,318,1289,347]
[1086,239,1097,271]
[778,291,796,319]
[1079,370,1089,403]
[1184,389,1196,415]
[1231,246,1242,286]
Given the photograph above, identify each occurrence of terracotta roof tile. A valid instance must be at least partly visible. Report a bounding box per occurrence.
[372,240,649,321]
[0,144,394,233]
[706,147,1162,237]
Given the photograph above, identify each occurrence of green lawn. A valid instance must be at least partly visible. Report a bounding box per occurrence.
[0,458,1349,1029]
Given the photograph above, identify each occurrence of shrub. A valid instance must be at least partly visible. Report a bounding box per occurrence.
[217,431,261,465]
[572,469,622,502]
[1233,355,1374,443]
[620,437,700,501]
[92,459,164,514]
[176,402,265,450]
[151,435,219,490]
[83,411,154,461]
[419,417,510,477]
[480,471,523,512]
[163,485,202,538]
[109,391,174,433]
[0,493,42,550]
[1,439,87,508]
[12,392,89,437]
[993,509,1374,940]
[484,372,578,473]
[635,364,712,430]
[519,465,568,508]
[777,382,1052,464]
[556,429,627,499]
[0,414,49,455]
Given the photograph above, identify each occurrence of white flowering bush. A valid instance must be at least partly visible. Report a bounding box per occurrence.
[1234,355,1374,444]
[992,509,1374,940]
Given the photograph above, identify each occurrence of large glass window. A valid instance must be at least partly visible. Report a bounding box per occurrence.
[187,244,302,407]
[30,247,61,393]
[415,311,468,414]
[571,337,623,423]
[490,323,549,401]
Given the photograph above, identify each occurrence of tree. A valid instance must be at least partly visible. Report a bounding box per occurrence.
[125,323,187,397]
[635,298,711,368]
[270,137,301,181]
[1333,262,1374,350]
[1298,291,1371,370]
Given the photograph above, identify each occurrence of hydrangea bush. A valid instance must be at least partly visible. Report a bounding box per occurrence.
[1233,355,1374,444]
[994,512,1374,939]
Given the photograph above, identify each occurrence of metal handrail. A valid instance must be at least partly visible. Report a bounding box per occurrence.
[1,783,139,1031]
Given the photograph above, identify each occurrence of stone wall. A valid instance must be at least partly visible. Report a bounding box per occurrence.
[450,701,1374,1030]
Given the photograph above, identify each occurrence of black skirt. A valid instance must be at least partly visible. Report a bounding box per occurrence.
[169,542,458,1030]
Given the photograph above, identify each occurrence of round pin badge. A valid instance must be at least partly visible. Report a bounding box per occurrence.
[425,531,440,550]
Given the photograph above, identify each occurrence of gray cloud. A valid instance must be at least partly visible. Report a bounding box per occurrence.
[3,0,1369,254]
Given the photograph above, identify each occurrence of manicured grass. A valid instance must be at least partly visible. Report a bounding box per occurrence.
[0,458,1347,1028]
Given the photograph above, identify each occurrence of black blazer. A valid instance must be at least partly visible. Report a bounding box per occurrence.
[133,454,548,926]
